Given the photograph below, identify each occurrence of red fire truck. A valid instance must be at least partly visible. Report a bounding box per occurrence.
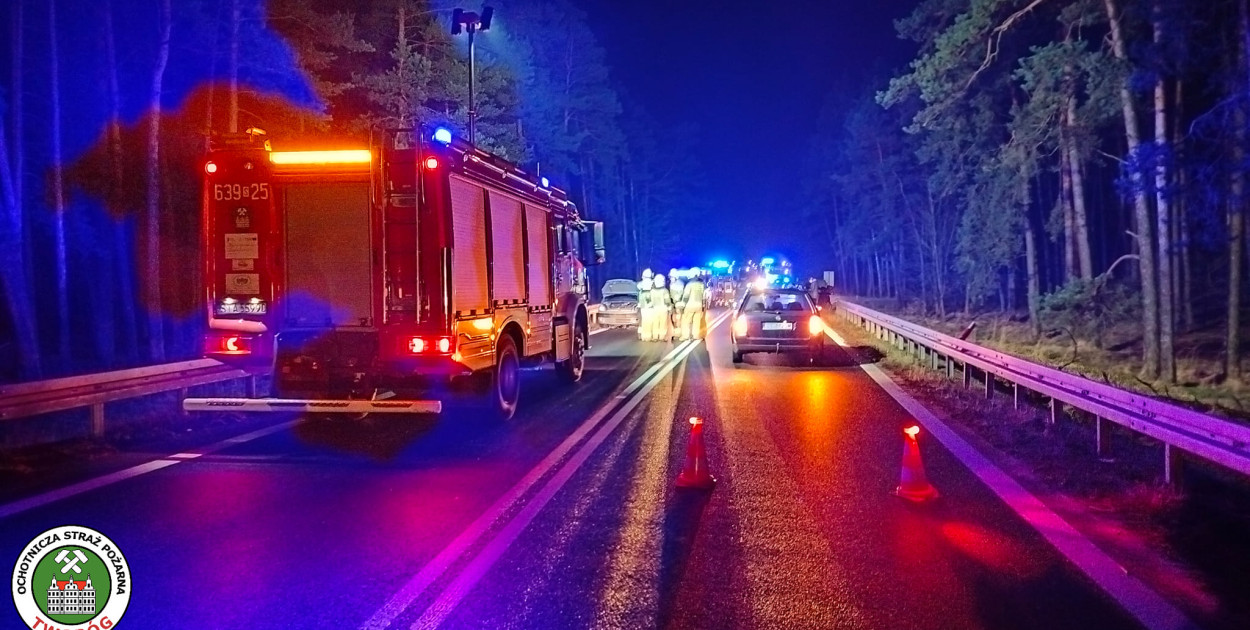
[183,128,604,419]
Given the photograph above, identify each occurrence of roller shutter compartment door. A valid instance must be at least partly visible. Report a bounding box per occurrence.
[488,190,525,302]
[284,183,373,327]
[449,176,489,312]
[524,204,552,304]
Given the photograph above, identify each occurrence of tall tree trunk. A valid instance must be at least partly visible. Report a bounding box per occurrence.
[105,0,137,362]
[11,0,26,282]
[4,0,40,378]
[1025,187,1043,339]
[1104,0,1161,378]
[1059,139,1078,281]
[1153,2,1175,383]
[145,0,171,362]
[927,192,947,317]
[1228,119,1244,379]
[0,97,41,379]
[1006,262,1017,311]
[49,0,70,366]
[1174,79,1193,332]
[91,0,125,365]
[1067,101,1094,281]
[1228,0,1250,379]
[229,0,240,132]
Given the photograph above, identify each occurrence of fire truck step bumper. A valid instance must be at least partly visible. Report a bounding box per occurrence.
[182,398,443,414]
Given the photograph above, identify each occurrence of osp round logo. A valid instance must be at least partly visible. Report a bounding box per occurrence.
[11,525,130,629]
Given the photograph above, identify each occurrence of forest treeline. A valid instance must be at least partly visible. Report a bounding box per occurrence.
[0,0,704,381]
[800,0,1250,384]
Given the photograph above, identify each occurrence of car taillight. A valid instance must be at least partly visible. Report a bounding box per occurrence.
[733,317,748,337]
[808,315,823,336]
[407,336,455,354]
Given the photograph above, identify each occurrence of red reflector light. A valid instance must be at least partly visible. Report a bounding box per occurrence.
[424,157,439,169]
[408,337,426,353]
[904,425,921,439]
[211,335,250,354]
[204,161,218,174]
[437,337,452,353]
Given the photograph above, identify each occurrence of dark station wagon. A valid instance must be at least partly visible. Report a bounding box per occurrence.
[731,288,827,364]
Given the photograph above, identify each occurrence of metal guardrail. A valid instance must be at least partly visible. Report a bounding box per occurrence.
[0,359,258,437]
[835,300,1250,482]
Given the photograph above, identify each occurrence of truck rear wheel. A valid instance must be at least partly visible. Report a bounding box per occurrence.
[491,335,521,420]
[557,322,587,383]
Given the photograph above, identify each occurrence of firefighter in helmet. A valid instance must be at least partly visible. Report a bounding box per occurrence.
[649,273,672,342]
[680,267,706,340]
[668,269,685,341]
[638,269,655,341]
[636,276,654,341]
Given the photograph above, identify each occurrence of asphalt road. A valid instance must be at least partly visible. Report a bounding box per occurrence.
[1,316,1145,629]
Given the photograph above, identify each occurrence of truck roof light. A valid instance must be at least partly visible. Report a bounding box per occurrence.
[540,177,550,188]
[433,128,453,144]
[425,156,440,169]
[269,150,371,165]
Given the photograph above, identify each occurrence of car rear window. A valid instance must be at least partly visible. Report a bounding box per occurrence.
[742,293,811,312]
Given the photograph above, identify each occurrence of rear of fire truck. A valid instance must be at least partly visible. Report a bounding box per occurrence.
[184,128,603,419]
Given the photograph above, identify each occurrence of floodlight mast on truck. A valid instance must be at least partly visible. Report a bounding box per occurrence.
[184,127,605,420]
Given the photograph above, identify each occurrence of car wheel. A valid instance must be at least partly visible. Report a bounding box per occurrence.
[732,350,743,364]
[557,322,587,383]
[491,336,521,419]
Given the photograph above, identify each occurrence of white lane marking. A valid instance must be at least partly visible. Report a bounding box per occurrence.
[409,314,727,630]
[589,328,610,336]
[0,420,299,521]
[362,310,730,630]
[822,324,1196,630]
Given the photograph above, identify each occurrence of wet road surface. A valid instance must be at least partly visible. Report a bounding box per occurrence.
[1,316,1144,629]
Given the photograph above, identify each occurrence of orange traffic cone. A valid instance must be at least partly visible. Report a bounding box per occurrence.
[894,425,939,502]
[676,417,716,489]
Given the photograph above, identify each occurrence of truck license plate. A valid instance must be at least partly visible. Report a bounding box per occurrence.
[217,303,267,315]
[762,322,793,331]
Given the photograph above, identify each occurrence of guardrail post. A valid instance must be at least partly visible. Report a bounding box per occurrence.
[1164,444,1185,486]
[962,363,971,389]
[945,355,953,379]
[1048,398,1059,425]
[1096,417,1114,462]
[90,404,105,438]
[1012,383,1020,409]
[984,370,993,399]
[178,388,189,417]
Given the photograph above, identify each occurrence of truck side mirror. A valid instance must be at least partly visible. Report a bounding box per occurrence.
[579,221,605,266]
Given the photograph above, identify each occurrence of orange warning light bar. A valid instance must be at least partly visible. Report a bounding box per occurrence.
[268,150,372,165]
[904,425,920,438]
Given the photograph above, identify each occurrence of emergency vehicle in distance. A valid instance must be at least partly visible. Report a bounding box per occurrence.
[183,127,605,420]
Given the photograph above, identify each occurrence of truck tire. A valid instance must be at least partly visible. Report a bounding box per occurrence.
[557,322,587,383]
[491,335,521,420]
[732,350,744,364]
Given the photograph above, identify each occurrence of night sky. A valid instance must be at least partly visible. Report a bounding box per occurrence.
[581,0,917,269]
